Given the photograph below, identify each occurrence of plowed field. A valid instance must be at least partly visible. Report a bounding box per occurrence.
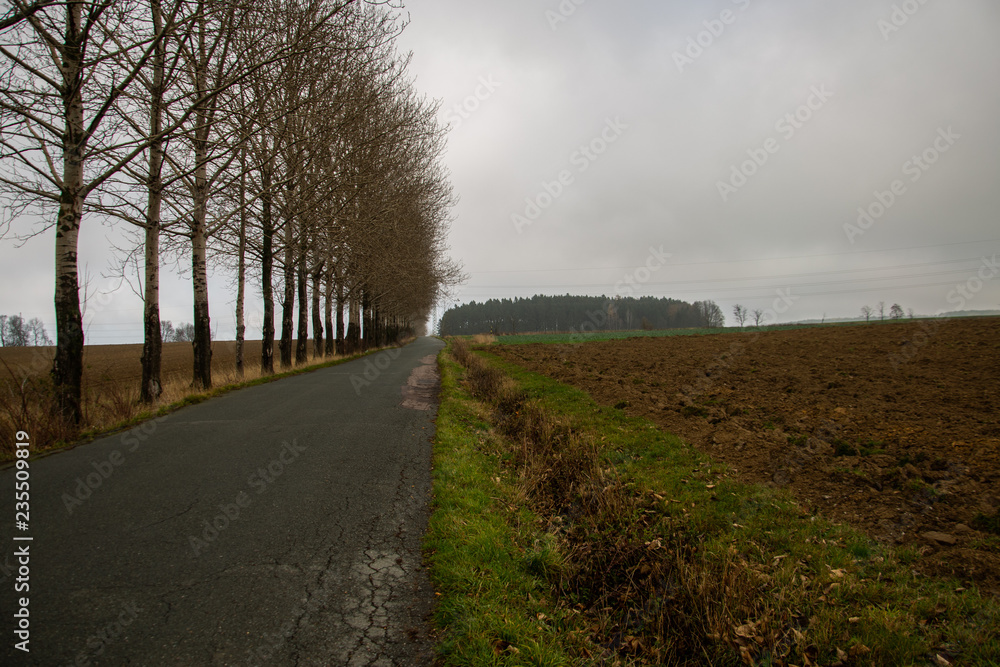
[494,317,1000,594]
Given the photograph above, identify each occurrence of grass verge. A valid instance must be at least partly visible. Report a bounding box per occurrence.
[426,338,1000,665]
[424,341,589,665]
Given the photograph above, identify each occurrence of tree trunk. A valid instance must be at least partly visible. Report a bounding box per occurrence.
[260,166,274,374]
[141,0,166,403]
[335,281,345,356]
[323,266,334,357]
[234,151,247,377]
[279,216,294,368]
[346,292,360,355]
[295,252,308,364]
[311,264,323,359]
[361,291,371,351]
[191,212,212,389]
[140,214,162,402]
[52,0,86,424]
[190,24,212,390]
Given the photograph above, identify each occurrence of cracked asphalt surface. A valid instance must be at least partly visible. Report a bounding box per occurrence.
[1,337,444,666]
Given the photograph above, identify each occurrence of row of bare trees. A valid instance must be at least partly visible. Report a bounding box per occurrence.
[0,0,462,422]
[0,314,51,346]
[861,303,908,322]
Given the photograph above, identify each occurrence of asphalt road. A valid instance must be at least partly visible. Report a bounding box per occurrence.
[1,337,444,666]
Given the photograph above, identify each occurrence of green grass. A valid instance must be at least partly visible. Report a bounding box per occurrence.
[427,340,1000,665]
[424,352,583,665]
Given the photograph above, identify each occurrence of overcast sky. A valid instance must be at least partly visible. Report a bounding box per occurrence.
[2,0,999,343]
[400,0,1000,326]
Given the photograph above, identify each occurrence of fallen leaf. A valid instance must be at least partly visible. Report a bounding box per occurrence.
[850,643,871,657]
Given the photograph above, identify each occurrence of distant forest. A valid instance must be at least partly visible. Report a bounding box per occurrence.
[439,295,724,335]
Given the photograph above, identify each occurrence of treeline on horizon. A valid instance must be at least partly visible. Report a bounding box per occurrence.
[439,295,725,336]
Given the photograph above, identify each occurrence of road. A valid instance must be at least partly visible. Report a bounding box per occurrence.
[1,337,444,666]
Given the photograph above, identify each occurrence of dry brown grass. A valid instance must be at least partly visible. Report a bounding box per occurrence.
[0,340,349,460]
[470,333,496,345]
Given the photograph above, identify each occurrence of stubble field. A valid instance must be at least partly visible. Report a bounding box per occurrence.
[494,317,1000,594]
[0,340,268,392]
[0,339,339,459]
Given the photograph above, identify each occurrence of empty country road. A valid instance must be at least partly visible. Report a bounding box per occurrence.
[1,337,445,666]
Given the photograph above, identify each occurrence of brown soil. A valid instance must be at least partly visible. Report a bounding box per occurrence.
[493,317,1000,595]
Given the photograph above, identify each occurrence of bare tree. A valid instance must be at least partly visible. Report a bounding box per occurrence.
[878,301,885,321]
[26,317,52,345]
[98,0,198,402]
[695,300,725,328]
[0,1,177,421]
[861,305,873,323]
[160,319,176,342]
[137,0,170,401]
[169,1,239,389]
[889,303,904,320]
[0,314,49,346]
[2,314,28,346]
[172,322,195,342]
[732,304,748,331]
[752,308,764,328]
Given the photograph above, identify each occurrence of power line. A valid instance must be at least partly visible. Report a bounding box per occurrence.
[471,238,1000,274]
[464,258,986,290]
[459,276,987,301]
